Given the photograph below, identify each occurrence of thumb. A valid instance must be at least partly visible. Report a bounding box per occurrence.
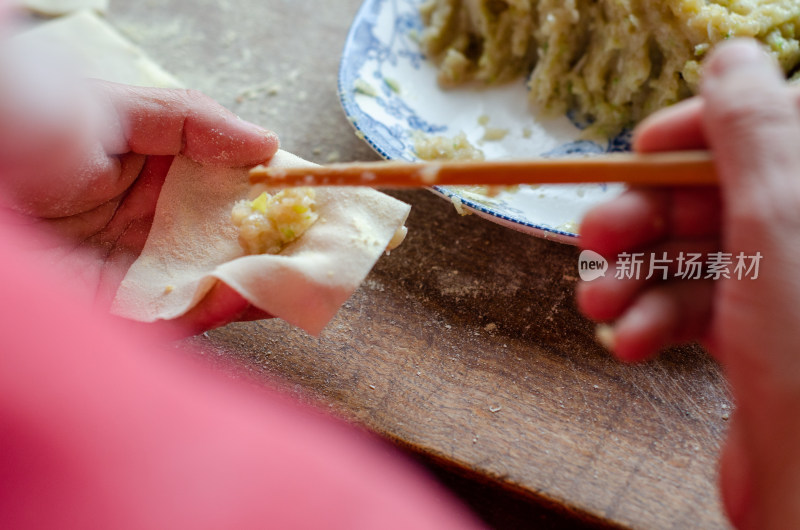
[701,39,800,235]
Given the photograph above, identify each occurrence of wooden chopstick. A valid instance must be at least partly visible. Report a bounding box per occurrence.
[249,150,716,188]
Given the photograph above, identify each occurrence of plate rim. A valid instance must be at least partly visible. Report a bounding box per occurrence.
[337,0,628,244]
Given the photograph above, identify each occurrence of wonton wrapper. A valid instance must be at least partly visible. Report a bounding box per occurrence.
[112,151,411,336]
[14,10,182,89]
[21,0,108,16]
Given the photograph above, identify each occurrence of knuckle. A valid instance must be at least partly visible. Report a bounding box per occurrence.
[183,88,205,100]
[181,88,214,109]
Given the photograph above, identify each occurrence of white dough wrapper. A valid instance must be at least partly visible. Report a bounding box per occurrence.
[20,0,108,16]
[112,151,411,336]
[13,10,182,89]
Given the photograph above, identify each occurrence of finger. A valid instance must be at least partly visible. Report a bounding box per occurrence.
[92,155,174,311]
[93,81,280,167]
[579,187,721,256]
[718,417,756,530]
[170,281,273,336]
[610,280,715,362]
[577,274,647,322]
[0,36,110,216]
[633,73,800,154]
[633,97,706,153]
[236,305,275,323]
[577,237,719,323]
[579,189,669,256]
[107,155,174,251]
[701,39,800,227]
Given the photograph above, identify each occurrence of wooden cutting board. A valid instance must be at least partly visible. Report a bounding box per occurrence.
[180,188,731,529]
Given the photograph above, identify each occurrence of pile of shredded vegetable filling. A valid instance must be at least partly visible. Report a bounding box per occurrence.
[420,0,800,133]
[412,130,516,201]
[231,188,318,255]
[413,130,485,161]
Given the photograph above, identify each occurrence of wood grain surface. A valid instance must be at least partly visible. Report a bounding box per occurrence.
[104,1,733,528]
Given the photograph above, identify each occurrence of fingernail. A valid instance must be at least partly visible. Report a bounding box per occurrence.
[595,323,616,351]
[243,121,279,144]
[261,128,280,146]
[706,39,769,77]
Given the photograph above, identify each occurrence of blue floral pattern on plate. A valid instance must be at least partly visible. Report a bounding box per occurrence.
[338,0,629,244]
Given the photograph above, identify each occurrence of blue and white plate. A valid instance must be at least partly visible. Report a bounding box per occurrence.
[338,0,629,244]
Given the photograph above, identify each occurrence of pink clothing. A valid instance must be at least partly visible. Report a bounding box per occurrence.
[0,215,483,529]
